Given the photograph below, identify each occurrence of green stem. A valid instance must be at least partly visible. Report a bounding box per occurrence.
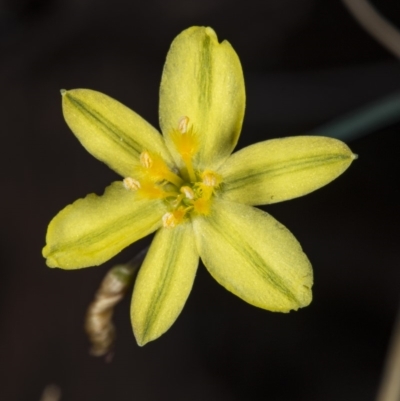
[312,92,400,141]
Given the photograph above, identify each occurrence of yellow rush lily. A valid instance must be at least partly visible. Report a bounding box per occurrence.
[43,26,356,346]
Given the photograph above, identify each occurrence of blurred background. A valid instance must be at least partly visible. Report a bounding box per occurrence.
[1,0,400,400]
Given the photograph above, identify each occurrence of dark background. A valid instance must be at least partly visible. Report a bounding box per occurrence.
[1,0,400,400]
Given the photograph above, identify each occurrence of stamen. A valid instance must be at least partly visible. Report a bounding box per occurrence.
[139,184,166,199]
[178,116,190,133]
[170,117,199,182]
[139,151,183,187]
[135,179,177,200]
[170,194,184,208]
[201,170,221,187]
[123,177,140,191]
[183,156,196,183]
[180,186,195,200]
[162,212,175,227]
[171,126,199,157]
[171,127,199,156]
[140,151,153,168]
[164,170,184,187]
[198,185,214,200]
[162,207,188,228]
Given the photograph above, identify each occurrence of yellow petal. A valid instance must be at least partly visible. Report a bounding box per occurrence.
[219,136,356,205]
[192,199,313,312]
[62,89,174,177]
[131,223,199,346]
[159,26,245,170]
[43,181,166,269]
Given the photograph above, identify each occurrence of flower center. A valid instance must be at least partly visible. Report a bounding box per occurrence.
[123,117,221,227]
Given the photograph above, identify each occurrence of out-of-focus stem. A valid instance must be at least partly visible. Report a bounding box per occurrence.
[342,0,400,59]
[312,91,400,141]
[376,305,400,401]
[85,247,148,357]
[39,385,61,401]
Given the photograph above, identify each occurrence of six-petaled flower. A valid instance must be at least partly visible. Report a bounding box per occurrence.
[43,27,356,345]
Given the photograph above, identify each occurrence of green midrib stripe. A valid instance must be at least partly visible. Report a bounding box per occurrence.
[198,34,212,113]
[66,94,142,158]
[142,229,183,341]
[196,34,212,163]
[208,215,300,305]
[225,154,349,191]
[50,201,160,256]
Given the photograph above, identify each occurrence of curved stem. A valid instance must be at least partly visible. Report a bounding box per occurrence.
[342,0,400,59]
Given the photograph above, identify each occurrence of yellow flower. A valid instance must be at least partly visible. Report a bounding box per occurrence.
[43,27,356,346]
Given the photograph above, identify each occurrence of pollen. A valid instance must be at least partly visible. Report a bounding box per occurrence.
[123,177,141,191]
[139,150,183,187]
[126,177,174,200]
[162,208,188,228]
[201,170,221,187]
[130,119,222,227]
[140,151,152,168]
[180,186,195,200]
[139,151,169,180]
[170,118,199,159]
[169,117,199,182]
[178,116,190,133]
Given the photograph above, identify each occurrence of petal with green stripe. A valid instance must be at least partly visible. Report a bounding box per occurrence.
[192,199,313,312]
[43,181,166,269]
[159,26,245,170]
[62,89,174,177]
[219,136,356,205]
[131,223,199,346]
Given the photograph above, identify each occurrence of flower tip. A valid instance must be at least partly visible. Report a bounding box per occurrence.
[352,153,359,160]
[43,245,61,268]
[133,330,151,347]
[205,26,217,38]
[44,254,58,269]
[60,89,67,96]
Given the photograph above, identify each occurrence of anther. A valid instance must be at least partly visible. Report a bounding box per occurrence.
[201,170,221,187]
[162,212,176,227]
[162,208,186,228]
[178,116,190,134]
[138,151,184,187]
[123,177,141,191]
[180,186,195,200]
[140,151,153,168]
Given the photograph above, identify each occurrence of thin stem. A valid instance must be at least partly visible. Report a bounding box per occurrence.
[183,155,197,183]
[312,91,400,141]
[164,169,184,187]
[342,0,400,59]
